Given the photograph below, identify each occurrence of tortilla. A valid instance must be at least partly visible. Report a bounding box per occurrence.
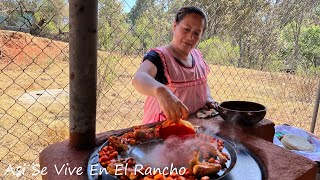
[196,108,219,118]
[281,134,314,152]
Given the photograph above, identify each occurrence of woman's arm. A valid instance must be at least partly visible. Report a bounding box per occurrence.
[132,60,189,122]
[132,60,163,96]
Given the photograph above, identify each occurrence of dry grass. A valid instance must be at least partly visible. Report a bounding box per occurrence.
[0,30,319,179]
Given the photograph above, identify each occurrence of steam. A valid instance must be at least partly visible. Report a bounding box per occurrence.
[194,119,238,143]
[137,136,197,168]
[132,123,221,169]
[195,121,220,135]
[128,121,241,171]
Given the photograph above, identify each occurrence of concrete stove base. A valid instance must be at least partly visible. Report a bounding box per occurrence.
[39,116,318,180]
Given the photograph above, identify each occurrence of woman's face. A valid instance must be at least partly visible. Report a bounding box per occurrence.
[172,13,205,55]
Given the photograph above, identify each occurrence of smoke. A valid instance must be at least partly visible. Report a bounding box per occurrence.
[131,124,220,169]
[134,136,197,169]
[194,121,220,135]
[128,121,242,171]
[194,120,237,145]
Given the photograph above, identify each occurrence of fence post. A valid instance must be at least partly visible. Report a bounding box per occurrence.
[310,80,320,133]
[69,0,97,148]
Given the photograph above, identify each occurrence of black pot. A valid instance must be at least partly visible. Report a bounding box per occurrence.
[217,101,266,126]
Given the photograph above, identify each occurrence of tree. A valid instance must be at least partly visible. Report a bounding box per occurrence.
[0,0,68,36]
[277,0,320,71]
[131,0,181,53]
[198,37,239,66]
[184,0,240,38]
[127,0,156,26]
[300,25,320,68]
[0,0,38,28]
[33,0,68,35]
[98,0,137,54]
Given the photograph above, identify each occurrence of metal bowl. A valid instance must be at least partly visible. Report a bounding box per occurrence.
[217,101,266,126]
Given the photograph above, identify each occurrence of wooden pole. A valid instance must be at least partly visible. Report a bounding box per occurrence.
[69,0,97,148]
[310,80,320,133]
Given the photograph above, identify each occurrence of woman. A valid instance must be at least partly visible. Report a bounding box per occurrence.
[132,6,218,124]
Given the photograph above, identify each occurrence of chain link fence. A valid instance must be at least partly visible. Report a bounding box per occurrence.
[0,0,319,179]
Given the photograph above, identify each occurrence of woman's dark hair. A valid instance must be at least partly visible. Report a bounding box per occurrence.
[175,6,207,33]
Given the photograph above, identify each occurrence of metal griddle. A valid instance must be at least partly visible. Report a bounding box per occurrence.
[87,134,264,180]
[125,138,236,179]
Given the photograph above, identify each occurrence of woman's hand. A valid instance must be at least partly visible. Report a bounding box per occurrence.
[155,86,189,122]
[132,61,188,122]
[205,84,219,110]
[206,101,219,110]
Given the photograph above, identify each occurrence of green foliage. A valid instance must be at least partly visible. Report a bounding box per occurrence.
[33,0,68,34]
[198,37,239,66]
[98,0,137,54]
[300,25,320,67]
[280,22,295,53]
[134,11,171,50]
[0,0,37,27]
[269,57,286,72]
[280,23,320,71]
[97,55,117,88]
[135,12,156,50]
[130,0,181,51]
[308,66,320,77]
[3,0,319,76]
[127,0,156,26]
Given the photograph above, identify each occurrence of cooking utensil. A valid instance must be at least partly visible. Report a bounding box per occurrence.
[88,136,267,180]
[90,134,237,180]
[217,101,266,126]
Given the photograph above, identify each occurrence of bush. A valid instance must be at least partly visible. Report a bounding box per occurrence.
[198,37,239,66]
[97,54,117,91]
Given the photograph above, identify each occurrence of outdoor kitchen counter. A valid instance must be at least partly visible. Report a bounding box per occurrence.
[39,115,318,180]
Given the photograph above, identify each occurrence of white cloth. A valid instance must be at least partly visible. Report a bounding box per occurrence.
[273,125,320,162]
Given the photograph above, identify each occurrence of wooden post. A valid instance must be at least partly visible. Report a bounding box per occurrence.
[310,80,320,133]
[69,0,97,148]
